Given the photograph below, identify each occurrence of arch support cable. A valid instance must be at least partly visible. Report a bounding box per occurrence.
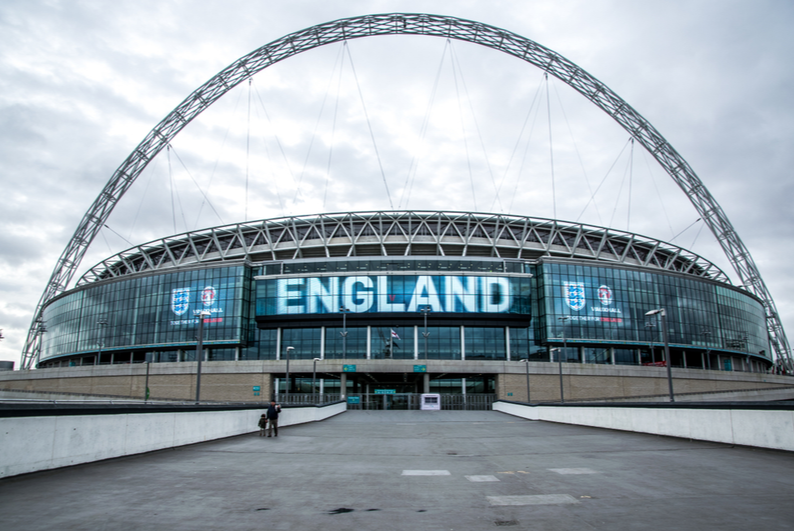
[22,13,790,370]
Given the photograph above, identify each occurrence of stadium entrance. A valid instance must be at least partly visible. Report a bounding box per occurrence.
[344,392,495,411]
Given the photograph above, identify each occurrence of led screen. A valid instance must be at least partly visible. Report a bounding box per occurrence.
[256,275,531,316]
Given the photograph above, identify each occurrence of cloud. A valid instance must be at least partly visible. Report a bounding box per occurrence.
[0,0,791,364]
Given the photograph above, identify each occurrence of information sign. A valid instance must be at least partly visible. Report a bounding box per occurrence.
[343,364,356,372]
[374,389,396,394]
[413,365,427,373]
[347,396,360,404]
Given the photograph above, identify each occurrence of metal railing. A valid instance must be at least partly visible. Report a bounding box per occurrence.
[344,393,496,411]
[273,394,343,406]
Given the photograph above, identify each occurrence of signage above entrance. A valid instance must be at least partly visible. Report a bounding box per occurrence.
[256,275,531,317]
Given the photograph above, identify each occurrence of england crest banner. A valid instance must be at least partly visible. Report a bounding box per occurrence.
[563,282,586,311]
[171,288,190,316]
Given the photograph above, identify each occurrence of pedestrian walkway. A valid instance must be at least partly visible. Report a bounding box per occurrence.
[0,410,791,530]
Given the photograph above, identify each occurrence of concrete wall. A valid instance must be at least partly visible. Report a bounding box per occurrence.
[0,360,790,403]
[493,401,793,451]
[0,401,346,479]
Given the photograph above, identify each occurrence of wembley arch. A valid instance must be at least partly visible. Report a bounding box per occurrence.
[21,13,791,371]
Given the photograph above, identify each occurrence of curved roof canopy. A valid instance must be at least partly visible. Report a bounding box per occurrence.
[78,211,729,285]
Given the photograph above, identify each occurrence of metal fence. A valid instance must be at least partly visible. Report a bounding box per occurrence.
[271,393,495,410]
[345,393,496,411]
[273,394,343,406]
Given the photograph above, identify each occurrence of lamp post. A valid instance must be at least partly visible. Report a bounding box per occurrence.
[557,316,569,403]
[339,307,350,358]
[645,309,674,402]
[144,357,151,403]
[521,359,530,403]
[550,348,564,403]
[285,346,294,403]
[420,305,431,361]
[96,318,108,366]
[312,357,320,404]
[645,321,656,363]
[702,329,712,370]
[194,311,210,403]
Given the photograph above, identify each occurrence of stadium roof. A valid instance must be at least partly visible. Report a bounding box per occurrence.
[78,211,730,285]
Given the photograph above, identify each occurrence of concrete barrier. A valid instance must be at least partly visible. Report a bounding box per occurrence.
[493,401,793,451]
[0,401,346,478]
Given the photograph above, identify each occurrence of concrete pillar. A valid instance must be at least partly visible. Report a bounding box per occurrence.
[610,347,616,365]
[276,328,281,360]
[320,327,325,360]
[340,373,347,399]
[366,327,371,360]
[414,325,418,360]
[423,373,430,393]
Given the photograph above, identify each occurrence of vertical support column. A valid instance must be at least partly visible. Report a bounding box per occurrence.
[460,326,466,361]
[320,326,325,360]
[505,327,511,361]
[340,372,347,399]
[610,347,616,365]
[276,327,281,360]
[366,326,371,360]
[423,373,429,393]
[414,326,419,360]
[235,346,240,362]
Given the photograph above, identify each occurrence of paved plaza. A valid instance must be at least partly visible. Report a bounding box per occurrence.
[0,410,792,530]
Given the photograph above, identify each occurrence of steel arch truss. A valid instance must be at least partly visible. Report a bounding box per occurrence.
[76,211,729,284]
[22,13,791,369]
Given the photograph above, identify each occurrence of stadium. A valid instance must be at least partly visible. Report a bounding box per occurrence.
[1,14,791,406]
[7,209,783,406]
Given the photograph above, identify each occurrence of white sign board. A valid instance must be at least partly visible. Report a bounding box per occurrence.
[420,394,441,411]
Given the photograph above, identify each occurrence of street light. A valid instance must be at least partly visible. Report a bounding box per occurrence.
[556,316,569,403]
[520,359,530,403]
[312,357,321,404]
[645,321,657,364]
[551,348,564,403]
[702,329,712,370]
[285,346,294,402]
[339,307,350,358]
[645,308,674,402]
[194,311,210,403]
[420,305,431,361]
[96,318,108,366]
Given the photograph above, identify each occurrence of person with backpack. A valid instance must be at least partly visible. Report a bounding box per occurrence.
[257,414,267,436]
[266,400,281,437]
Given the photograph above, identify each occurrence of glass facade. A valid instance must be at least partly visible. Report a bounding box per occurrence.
[40,266,249,361]
[537,262,769,358]
[38,256,772,370]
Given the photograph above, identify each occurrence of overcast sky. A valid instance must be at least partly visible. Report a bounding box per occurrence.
[0,0,792,366]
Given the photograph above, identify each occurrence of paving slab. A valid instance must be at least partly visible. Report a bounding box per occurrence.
[0,410,791,530]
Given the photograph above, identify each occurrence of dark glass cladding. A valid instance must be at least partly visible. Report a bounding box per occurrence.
[39,258,770,366]
[40,266,248,360]
[539,262,769,358]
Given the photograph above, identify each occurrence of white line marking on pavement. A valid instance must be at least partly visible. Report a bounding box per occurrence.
[548,468,597,475]
[487,494,579,506]
[401,470,451,476]
[466,475,500,482]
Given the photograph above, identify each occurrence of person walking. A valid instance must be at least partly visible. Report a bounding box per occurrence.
[266,400,281,437]
[257,414,267,436]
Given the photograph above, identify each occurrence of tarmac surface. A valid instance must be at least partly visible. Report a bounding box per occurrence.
[0,410,792,530]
